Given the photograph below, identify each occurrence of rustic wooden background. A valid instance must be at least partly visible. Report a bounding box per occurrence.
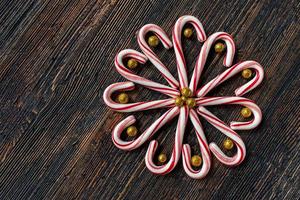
[0,0,299,199]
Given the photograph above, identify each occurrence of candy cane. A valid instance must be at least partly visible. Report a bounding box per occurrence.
[138,24,179,88]
[145,106,188,175]
[190,32,235,93]
[182,109,211,179]
[173,15,206,89]
[197,60,264,97]
[112,107,179,150]
[197,106,246,166]
[103,82,175,112]
[115,49,180,97]
[196,96,262,130]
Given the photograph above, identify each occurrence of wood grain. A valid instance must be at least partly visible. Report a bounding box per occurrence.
[0,0,299,199]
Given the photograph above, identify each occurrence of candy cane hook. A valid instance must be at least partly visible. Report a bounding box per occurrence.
[173,15,206,89]
[196,96,262,130]
[190,32,236,93]
[112,107,180,150]
[197,106,246,166]
[138,24,179,88]
[115,49,180,97]
[103,82,175,112]
[145,106,188,175]
[196,60,264,97]
[182,109,211,179]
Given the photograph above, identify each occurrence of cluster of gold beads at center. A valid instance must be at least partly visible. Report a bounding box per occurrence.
[174,87,196,108]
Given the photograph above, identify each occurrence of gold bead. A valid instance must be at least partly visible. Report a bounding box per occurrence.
[158,153,167,163]
[181,87,192,97]
[241,107,252,118]
[148,35,159,47]
[242,69,252,79]
[191,155,202,167]
[175,96,184,107]
[127,59,138,69]
[215,43,225,53]
[117,93,129,104]
[126,125,138,137]
[186,98,196,108]
[181,96,188,102]
[183,28,193,38]
[223,138,234,150]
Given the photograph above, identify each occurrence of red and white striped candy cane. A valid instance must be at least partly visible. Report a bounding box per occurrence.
[182,109,211,179]
[103,82,175,112]
[112,107,179,150]
[145,106,188,175]
[173,15,206,89]
[197,60,264,97]
[190,32,235,93]
[197,106,246,166]
[196,96,262,130]
[115,49,180,97]
[138,24,179,88]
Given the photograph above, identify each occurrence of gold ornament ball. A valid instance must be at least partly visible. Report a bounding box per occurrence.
[117,93,129,104]
[215,43,225,53]
[242,69,252,79]
[186,98,196,108]
[126,126,138,137]
[175,96,184,107]
[148,35,159,47]
[158,153,167,163]
[191,155,202,167]
[241,107,252,118]
[223,138,234,150]
[127,59,138,69]
[183,28,193,38]
[181,87,192,97]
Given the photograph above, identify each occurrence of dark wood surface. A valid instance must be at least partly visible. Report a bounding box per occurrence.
[0,0,299,199]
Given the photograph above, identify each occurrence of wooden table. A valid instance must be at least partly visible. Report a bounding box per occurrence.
[0,0,299,199]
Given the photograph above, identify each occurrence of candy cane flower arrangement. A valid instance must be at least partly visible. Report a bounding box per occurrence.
[103,15,264,179]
